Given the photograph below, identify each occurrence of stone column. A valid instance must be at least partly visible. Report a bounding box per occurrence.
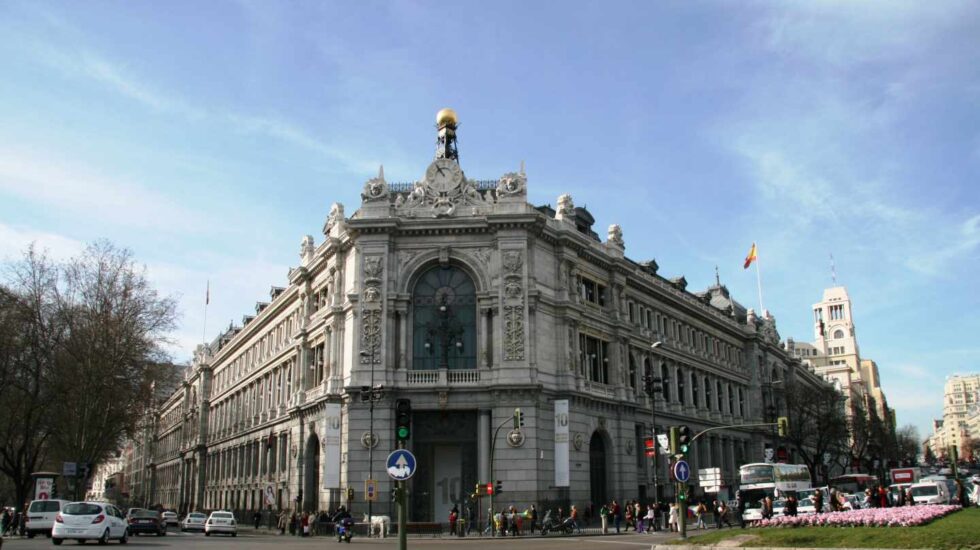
[478,410,491,483]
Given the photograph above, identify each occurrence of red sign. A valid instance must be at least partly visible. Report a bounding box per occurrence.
[644,438,655,458]
[891,468,917,484]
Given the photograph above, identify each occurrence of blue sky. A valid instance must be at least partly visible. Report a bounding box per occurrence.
[1,1,978,441]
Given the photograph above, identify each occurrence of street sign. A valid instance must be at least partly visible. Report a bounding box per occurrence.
[386,449,416,481]
[673,460,691,483]
[63,462,77,477]
[365,479,378,502]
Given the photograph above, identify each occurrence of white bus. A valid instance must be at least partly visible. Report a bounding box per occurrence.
[738,463,811,520]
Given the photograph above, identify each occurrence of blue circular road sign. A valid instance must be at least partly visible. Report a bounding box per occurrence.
[386,449,416,481]
[673,459,690,483]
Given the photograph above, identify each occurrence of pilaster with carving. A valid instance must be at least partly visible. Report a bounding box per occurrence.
[501,250,526,362]
[359,255,384,363]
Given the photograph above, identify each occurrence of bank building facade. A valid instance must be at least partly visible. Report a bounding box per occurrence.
[148,109,828,522]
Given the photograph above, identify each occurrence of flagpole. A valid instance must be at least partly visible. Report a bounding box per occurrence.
[203,280,210,345]
[755,249,765,314]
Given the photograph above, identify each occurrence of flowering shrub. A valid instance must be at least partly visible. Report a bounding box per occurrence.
[755,505,960,528]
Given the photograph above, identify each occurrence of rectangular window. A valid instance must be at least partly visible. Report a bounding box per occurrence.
[580,278,607,307]
[579,333,610,384]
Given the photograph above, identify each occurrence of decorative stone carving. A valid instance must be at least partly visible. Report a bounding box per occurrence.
[573,432,584,451]
[361,165,389,202]
[397,250,421,275]
[397,159,492,217]
[323,202,345,236]
[300,235,315,265]
[496,171,527,197]
[360,431,379,449]
[469,247,491,267]
[555,194,575,221]
[501,250,525,361]
[607,224,624,248]
[360,256,384,363]
[760,313,781,345]
[506,429,526,448]
[625,438,634,455]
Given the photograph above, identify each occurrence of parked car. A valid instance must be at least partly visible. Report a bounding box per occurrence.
[204,510,237,536]
[127,509,167,536]
[25,499,69,538]
[161,511,178,526]
[51,501,128,546]
[181,512,207,532]
[909,481,951,505]
[126,508,147,520]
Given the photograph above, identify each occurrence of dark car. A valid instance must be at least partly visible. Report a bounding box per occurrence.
[127,510,167,536]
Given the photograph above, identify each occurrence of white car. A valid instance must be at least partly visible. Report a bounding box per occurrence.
[204,510,237,536]
[161,511,178,526]
[181,512,207,532]
[51,501,128,545]
[909,481,950,505]
[25,499,69,538]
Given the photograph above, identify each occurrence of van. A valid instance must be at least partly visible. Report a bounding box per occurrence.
[909,481,950,505]
[25,499,69,538]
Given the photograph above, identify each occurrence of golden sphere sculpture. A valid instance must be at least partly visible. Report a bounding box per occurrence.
[436,108,458,127]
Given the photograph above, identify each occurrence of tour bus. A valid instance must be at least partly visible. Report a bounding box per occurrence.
[829,474,877,496]
[739,463,811,522]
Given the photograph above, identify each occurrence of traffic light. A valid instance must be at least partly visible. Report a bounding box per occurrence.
[486,482,494,496]
[678,484,688,502]
[395,399,412,442]
[495,480,503,494]
[474,483,484,497]
[777,416,788,437]
[677,425,691,454]
[346,486,354,501]
[644,437,656,458]
[514,408,525,429]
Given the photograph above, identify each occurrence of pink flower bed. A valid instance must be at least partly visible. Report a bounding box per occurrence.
[755,505,960,528]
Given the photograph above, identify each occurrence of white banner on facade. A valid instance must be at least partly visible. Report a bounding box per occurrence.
[323,403,342,489]
[554,400,570,487]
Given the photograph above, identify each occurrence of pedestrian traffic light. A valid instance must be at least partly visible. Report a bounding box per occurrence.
[644,437,656,458]
[514,408,525,429]
[475,483,484,497]
[495,480,503,494]
[346,486,354,501]
[677,425,691,454]
[486,482,494,496]
[395,399,412,442]
[777,416,789,437]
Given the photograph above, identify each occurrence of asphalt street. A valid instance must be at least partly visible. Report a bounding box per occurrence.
[1,529,675,549]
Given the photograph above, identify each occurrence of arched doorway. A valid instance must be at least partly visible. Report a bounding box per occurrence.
[304,433,320,512]
[589,432,608,506]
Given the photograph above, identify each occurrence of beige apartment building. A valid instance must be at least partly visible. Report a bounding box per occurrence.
[928,374,980,459]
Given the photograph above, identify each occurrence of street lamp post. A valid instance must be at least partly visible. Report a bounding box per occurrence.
[648,341,663,504]
[359,349,384,534]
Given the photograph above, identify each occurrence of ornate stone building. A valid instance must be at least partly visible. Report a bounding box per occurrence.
[143,109,828,521]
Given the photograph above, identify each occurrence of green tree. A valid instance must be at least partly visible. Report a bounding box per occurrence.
[782,381,850,485]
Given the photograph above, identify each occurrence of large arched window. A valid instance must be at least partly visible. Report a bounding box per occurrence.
[660,363,670,402]
[833,329,844,339]
[691,372,699,408]
[412,266,477,370]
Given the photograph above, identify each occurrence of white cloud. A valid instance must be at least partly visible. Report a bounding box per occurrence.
[0,222,86,262]
[0,149,205,232]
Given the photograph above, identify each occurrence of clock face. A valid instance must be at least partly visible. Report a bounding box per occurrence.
[425,159,462,193]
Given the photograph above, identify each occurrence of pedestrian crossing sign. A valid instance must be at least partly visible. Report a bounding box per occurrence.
[365,479,378,502]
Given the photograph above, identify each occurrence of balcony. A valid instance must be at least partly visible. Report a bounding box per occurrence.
[405,369,482,387]
[582,380,617,399]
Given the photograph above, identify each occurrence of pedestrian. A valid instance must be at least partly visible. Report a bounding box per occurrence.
[253,510,262,530]
[905,487,915,506]
[718,501,733,528]
[570,505,581,534]
[786,495,798,517]
[634,502,642,532]
[0,509,9,537]
[695,501,707,529]
[735,491,746,529]
[466,503,475,535]
[812,488,824,514]
[761,496,773,520]
[971,481,980,507]
[878,485,889,508]
[829,488,840,512]
[599,503,609,533]
[644,503,656,533]
[863,488,874,509]
[529,504,538,534]
[612,500,622,533]
[668,503,678,532]
[624,500,633,532]
[712,500,723,529]
[449,505,459,536]
[301,511,310,537]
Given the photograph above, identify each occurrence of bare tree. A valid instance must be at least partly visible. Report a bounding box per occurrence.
[893,425,921,466]
[0,242,179,503]
[781,382,850,485]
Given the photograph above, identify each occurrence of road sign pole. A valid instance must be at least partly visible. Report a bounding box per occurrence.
[678,481,686,539]
[398,480,406,550]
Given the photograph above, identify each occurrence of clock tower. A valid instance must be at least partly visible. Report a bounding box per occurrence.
[435,108,459,162]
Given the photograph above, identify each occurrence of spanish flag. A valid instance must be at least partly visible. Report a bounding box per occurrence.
[743,243,758,269]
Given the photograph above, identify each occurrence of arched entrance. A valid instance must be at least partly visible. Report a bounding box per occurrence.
[412,266,477,370]
[304,433,320,512]
[589,432,608,506]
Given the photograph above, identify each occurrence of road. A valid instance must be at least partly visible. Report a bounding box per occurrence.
[2,530,675,550]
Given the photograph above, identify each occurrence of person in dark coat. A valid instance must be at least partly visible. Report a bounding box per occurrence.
[735,492,746,529]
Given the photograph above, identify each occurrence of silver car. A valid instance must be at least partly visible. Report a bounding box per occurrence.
[204,510,237,536]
